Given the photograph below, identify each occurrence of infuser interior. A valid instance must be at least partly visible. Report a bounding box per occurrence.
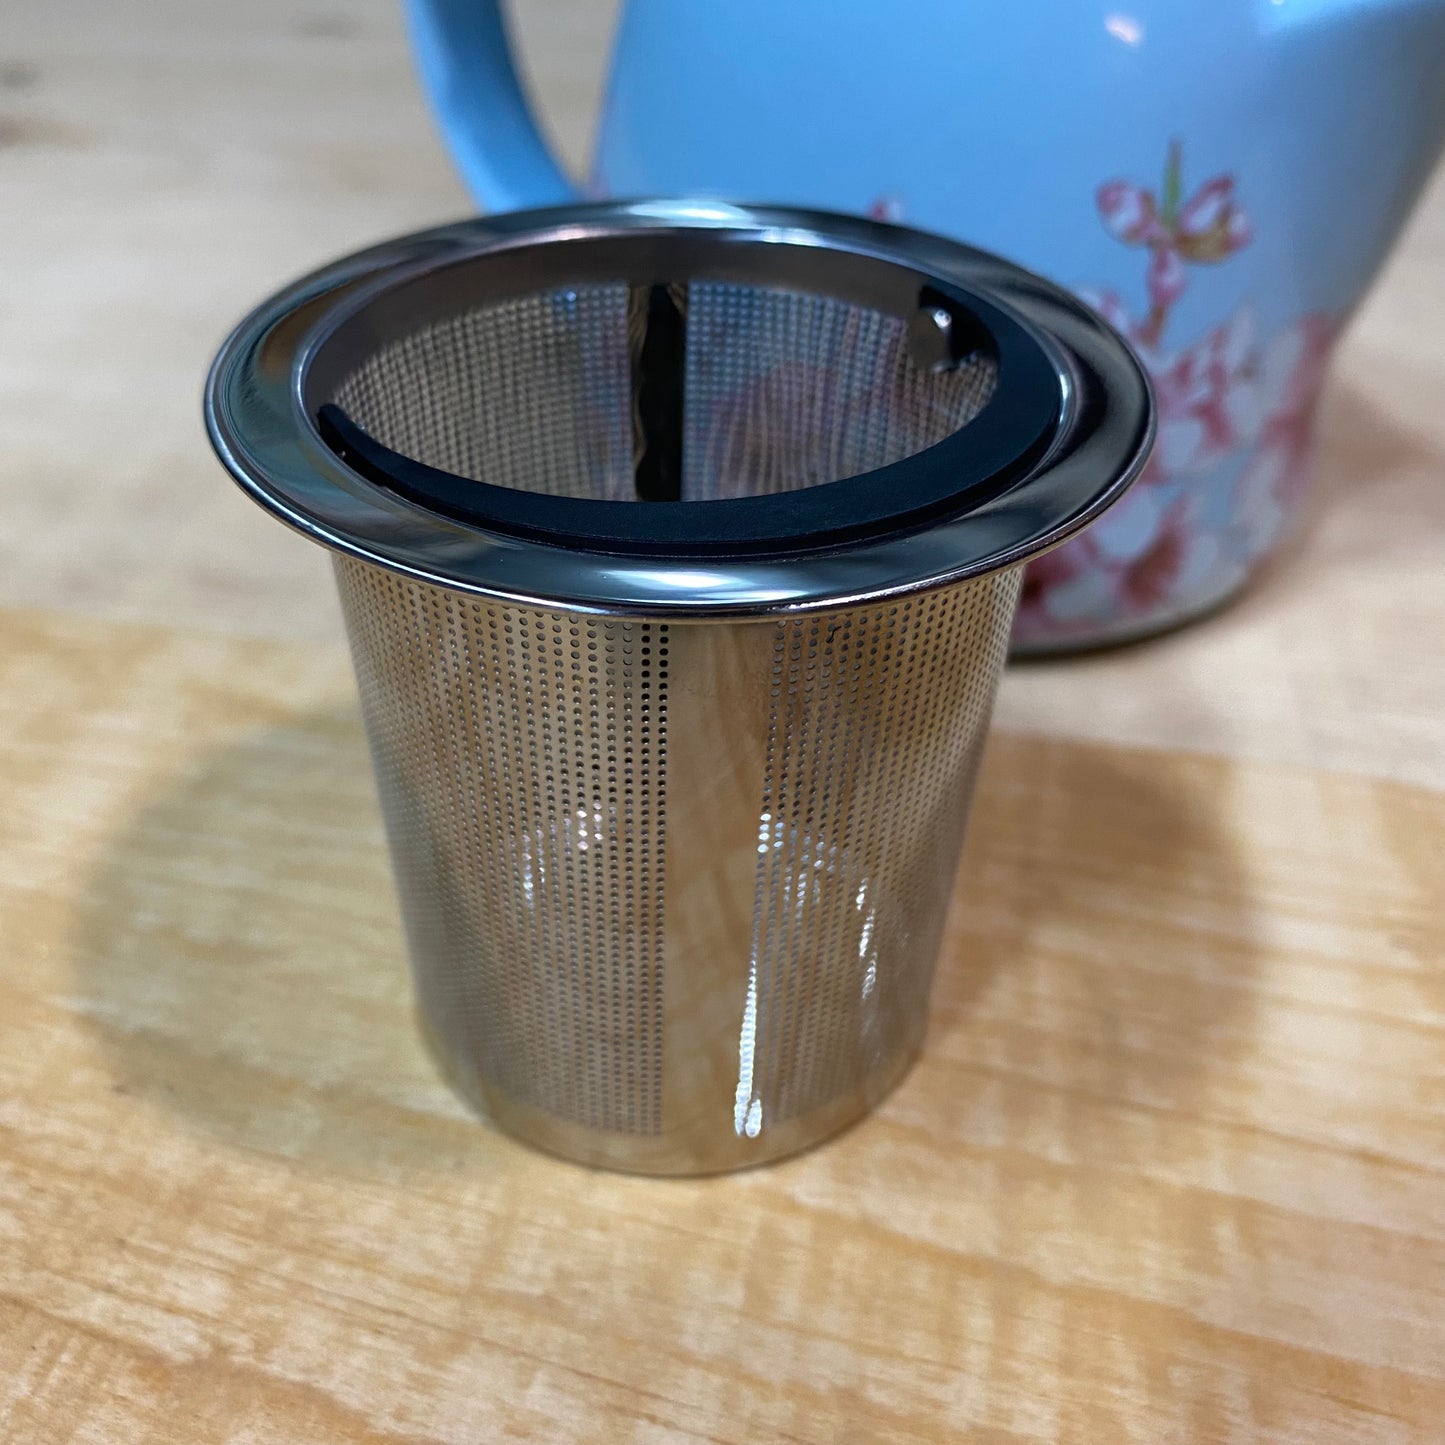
[305,238,1001,506]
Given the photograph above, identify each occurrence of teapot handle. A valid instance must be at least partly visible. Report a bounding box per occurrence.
[405,0,581,212]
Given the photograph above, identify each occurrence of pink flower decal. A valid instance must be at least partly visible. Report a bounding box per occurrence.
[1018,140,1338,644]
[1017,491,1229,638]
[866,195,904,223]
[1150,306,1261,473]
[1146,243,1187,313]
[1117,497,1221,612]
[1095,142,1253,347]
[1232,314,1337,559]
[1097,180,1163,246]
[1257,312,1335,425]
[1175,175,1253,262]
[1079,294,1262,479]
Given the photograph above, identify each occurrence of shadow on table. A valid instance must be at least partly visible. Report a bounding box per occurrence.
[1313,375,1440,505]
[62,684,1285,1437]
[67,699,1263,1185]
[931,732,1264,1149]
[1252,376,1445,600]
[67,703,496,1177]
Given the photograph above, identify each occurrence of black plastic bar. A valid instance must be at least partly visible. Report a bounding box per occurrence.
[629,281,688,502]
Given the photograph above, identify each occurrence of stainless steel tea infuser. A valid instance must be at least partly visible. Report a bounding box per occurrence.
[205,199,1152,1173]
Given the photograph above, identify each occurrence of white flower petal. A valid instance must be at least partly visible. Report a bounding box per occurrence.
[1090,486,1165,561]
[1219,304,1258,372]
[1043,566,1120,622]
[1156,417,1209,474]
[1258,324,1306,415]
[1175,528,1223,592]
[1224,378,1265,446]
[1234,448,1289,556]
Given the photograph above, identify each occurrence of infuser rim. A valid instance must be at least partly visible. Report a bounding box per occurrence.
[294,232,1062,559]
[204,199,1154,618]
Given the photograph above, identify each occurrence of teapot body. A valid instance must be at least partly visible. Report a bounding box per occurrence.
[409,0,1445,646]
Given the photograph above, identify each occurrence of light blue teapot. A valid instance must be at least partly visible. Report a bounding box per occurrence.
[406,0,1445,648]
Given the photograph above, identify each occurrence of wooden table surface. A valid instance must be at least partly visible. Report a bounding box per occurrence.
[3,3,1443,1440]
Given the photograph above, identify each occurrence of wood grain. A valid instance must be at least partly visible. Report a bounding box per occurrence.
[1,607,1441,1444]
[3,0,1444,1436]
[1,0,1443,786]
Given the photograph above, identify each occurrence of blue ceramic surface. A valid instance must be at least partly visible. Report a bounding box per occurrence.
[404,0,1445,647]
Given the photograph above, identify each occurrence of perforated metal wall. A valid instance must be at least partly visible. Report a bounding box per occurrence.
[328,280,997,504]
[681,281,997,500]
[336,558,669,1135]
[333,286,637,502]
[335,555,1019,1169]
[734,573,1020,1136]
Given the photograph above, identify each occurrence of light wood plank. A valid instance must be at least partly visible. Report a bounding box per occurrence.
[0,0,1442,784]
[1,607,1441,1443]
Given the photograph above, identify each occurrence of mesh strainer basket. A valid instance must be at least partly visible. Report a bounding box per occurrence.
[206,201,1152,1174]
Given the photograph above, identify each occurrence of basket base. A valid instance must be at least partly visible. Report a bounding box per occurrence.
[418,1010,920,1177]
